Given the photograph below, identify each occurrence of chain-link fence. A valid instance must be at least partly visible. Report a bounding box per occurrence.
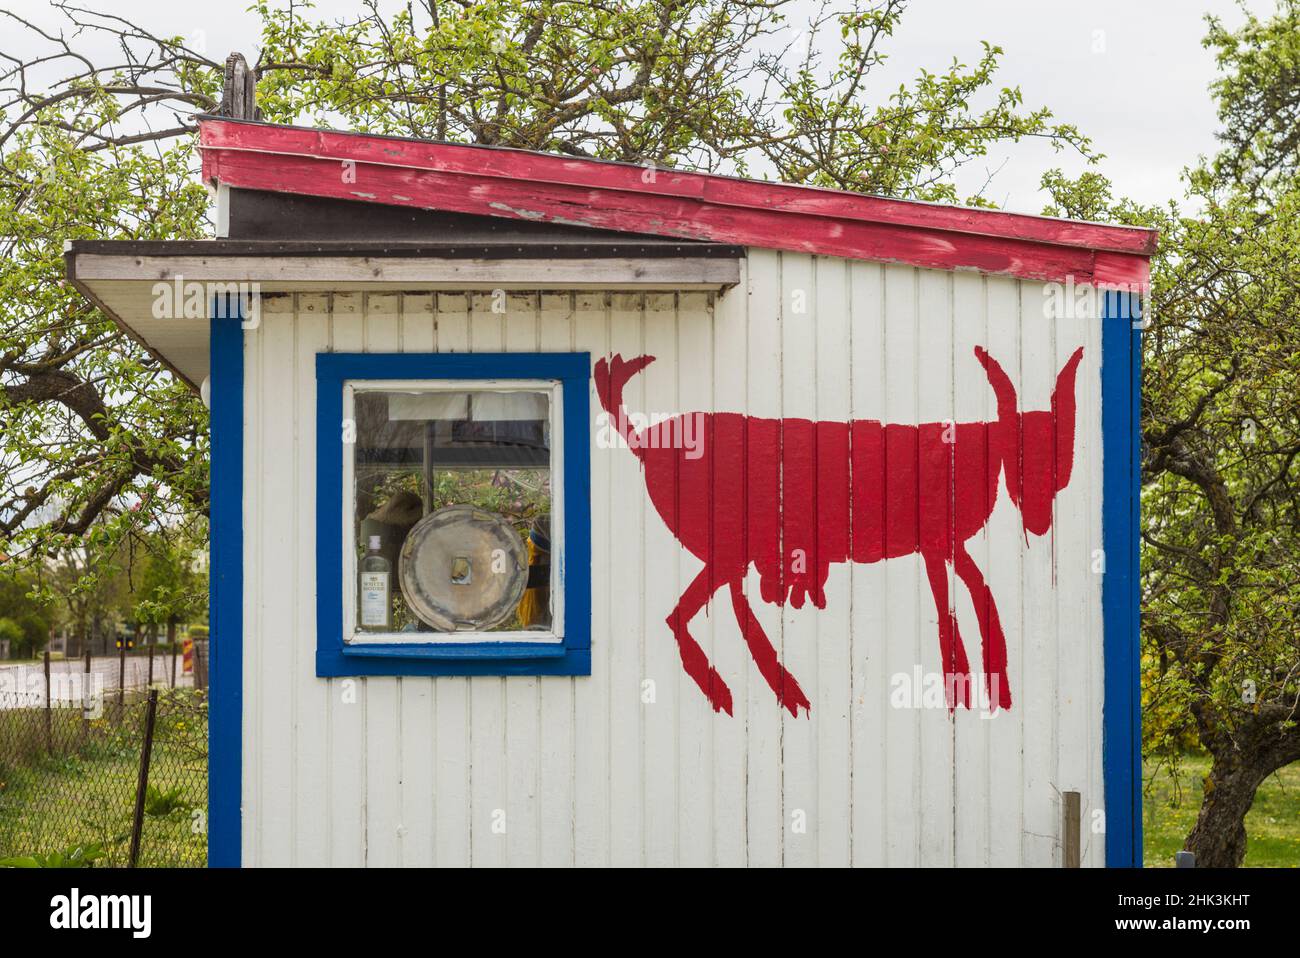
[0,676,207,868]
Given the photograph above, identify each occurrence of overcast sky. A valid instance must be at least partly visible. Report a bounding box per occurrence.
[7,0,1276,214]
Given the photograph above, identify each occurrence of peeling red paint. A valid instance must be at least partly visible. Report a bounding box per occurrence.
[199,118,1154,288]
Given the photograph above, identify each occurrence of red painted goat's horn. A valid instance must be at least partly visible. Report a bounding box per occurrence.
[594,353,656,453]
[973,346,1017,427]
[1051,347,1085,491]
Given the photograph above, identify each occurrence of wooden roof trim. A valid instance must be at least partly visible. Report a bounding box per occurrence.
[202,146,1149,288]
[67,252,741,291]
[198,119,1155,254]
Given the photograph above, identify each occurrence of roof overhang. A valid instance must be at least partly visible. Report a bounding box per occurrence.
[68,117,1158,390]
[65,240,743,387]
[198,116,1156,289]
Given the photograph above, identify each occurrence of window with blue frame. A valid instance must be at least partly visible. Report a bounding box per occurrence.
[315,353,591,677]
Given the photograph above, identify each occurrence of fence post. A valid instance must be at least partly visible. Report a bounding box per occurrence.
[1063,791,1081,868]
[82,650,92,739]
[170,641,178,688]
[147,644,155,687]
[43,650,53,755]
[128,689,160,868]
[193,640,208,691]
[117,638,126,709]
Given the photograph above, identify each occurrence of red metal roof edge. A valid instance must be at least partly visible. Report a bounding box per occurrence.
[198,117,1155,287]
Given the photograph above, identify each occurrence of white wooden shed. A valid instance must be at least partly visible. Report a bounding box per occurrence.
[67,115,1154,868]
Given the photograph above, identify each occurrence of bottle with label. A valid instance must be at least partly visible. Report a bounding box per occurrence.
[359,535,392,631]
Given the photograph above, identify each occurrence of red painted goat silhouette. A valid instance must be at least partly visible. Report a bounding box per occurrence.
[595,346,1083,718]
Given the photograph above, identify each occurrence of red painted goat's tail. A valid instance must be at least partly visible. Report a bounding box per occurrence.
[595,353,655,449]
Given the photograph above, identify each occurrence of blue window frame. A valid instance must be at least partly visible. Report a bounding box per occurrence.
[315,352,591,677]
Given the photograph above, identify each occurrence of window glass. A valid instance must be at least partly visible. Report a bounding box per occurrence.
[350,385,554,639]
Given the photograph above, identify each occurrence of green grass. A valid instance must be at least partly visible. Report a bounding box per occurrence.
[0,695,207,867]
[1144,753,1300,867]
[0,744,205,868]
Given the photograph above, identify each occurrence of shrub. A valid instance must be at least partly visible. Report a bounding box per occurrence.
[0,843,105,868]
[0,618,21,657]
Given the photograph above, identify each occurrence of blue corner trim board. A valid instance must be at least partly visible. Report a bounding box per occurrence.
[208,301,244,868]
[315,352,592,678]
[1102,290,1143,867]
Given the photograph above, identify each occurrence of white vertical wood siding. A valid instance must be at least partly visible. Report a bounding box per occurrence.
[241,252,1106,866]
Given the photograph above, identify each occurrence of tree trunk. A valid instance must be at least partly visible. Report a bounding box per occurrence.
[1185,702,1300,867]
[1184,755,1268,867]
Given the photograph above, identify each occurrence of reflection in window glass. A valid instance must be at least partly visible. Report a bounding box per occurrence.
[351,387,553,637]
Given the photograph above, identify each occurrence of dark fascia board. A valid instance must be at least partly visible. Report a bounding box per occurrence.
[65,239,747,260]
[224,186,694,245]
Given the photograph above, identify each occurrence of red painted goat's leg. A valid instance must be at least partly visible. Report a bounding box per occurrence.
[667,567,734,716]
[953,545,1012,710]
[920,551,973,710]
[727,580,811,718]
